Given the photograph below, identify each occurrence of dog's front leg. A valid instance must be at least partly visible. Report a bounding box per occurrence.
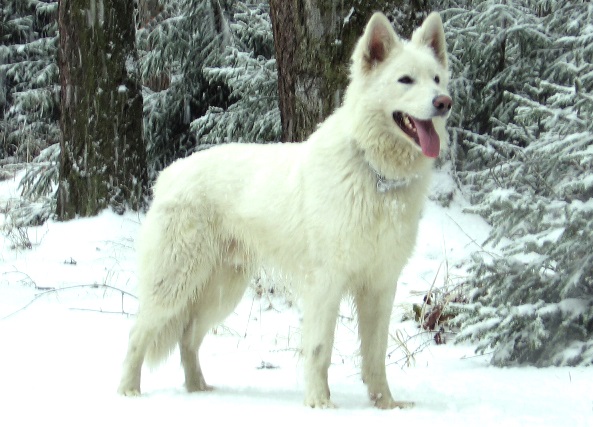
[355,283,413,409]
[301,281,342,408]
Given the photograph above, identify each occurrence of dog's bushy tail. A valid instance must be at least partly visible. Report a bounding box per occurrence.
[143,309,189,369]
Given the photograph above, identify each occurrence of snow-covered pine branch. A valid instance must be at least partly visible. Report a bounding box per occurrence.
[443,0,593,366]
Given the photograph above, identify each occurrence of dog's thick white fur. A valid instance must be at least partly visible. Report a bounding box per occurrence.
[118,12,451,409]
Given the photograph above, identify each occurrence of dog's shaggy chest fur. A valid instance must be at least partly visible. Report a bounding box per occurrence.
[119,11,451,409]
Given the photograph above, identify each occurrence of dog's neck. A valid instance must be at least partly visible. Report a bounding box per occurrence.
[368,165,415,193]
[350,139,424,193]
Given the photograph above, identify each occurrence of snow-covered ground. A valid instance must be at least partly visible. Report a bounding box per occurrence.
[1,168,591,426]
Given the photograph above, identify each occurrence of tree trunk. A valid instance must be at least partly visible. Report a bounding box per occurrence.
[57,0,147,220]
[269,0,429,142]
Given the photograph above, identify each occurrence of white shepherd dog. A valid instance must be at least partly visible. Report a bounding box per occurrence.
[119,11,452,409]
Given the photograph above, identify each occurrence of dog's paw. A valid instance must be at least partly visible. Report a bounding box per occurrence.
[186,381,214,393]
[118,387,141,397]
[304,395,337,409]
[118,372,142,397]
[372,393,414,410]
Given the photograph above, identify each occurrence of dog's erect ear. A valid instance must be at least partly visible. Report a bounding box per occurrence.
[411,12,447,68]
[358,12,399,69]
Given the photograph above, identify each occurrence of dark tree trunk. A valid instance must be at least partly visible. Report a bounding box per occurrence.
[57,0,147,220]
[269,0,429,142]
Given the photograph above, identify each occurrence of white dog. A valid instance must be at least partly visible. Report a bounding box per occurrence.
[118,11,451,409]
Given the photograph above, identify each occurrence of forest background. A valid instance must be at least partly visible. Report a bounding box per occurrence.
[1,0,592,367]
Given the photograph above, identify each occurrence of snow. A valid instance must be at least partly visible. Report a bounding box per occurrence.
[343,7,355,25]
[1,169,592,426]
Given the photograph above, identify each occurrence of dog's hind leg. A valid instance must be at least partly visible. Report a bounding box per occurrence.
[118,208,221,396]
[180,263,251,393]
[355,283,412,409]
[180,318,212,392]
[118,314,159,396]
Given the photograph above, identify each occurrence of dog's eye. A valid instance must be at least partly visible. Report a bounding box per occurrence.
[434,75,440,84]
[398,76,414,84]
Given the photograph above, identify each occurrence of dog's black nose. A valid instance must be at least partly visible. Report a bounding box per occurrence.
[433,95,453,115]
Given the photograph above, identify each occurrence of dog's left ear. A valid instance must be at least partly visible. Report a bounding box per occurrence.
[411,12,447,68]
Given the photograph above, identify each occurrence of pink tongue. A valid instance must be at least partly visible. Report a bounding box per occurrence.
[411,118,440,158]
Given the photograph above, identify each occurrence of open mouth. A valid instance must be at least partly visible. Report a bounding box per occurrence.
[392,112,440,158]
[393,112,419,143]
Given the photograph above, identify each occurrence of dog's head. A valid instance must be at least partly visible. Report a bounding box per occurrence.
[347,12,451,160]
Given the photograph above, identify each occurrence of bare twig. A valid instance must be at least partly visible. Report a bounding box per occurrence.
[1,284,137,320]
[69,308,134,316]
[445,211,493,256]
[460,351,493,360]
[387,330,436,369]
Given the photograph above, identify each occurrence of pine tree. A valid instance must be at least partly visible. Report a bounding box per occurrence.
[0,0,59,163]
[139,0,283,179]
[442,0,593,366]
[138,0,234,179]
[0,0,59,226]
[191,1,281,144]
